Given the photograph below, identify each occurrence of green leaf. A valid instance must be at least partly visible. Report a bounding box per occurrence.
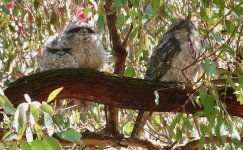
[202,0,210,8]
[116,13,126,29]
[145,35,150,50]
[30,104,40,122]
[129,27,138,42]
[199,88,214,117]
[97,13,105,32]
[47,87,64,103]
[0,95,16,115]
[202,59,216,79]
[198,135,205,150]
[34,124,43,139]
[211,31,222,43]
[145,4,154,15]
[199,88,207,103]
[9,143,17,150]
[199,7,209,20]
[123,121,134,134]
[237,94,243,104]
[56,129,81,142]
[175,127,182,141]
[233,7,243,16]
[124,66,136,77]
[200,123,208,135]
[17,103,29,128]
[17,124,27,141]
[35,10,42,28]
[83,7,91,16]
[237,71,243,84]
[2,131,11,140]
[140,50,149,62]
[154,115,161,125]
[31,140,46,150]
[44,113,54,135]
[226,77,236,89]
[182,117,192,129]
[168,113,183,142]
[40,103,54,116]
[151,0,162,12]
[114,0,126,9]
[53,114,65,129]
[50,11,57,25]
[43,135,62,150]
[225,20,236,34]
[215,117,223,144]
[209,61,217,75]
[19,140,31,150]
[231,128,241,148]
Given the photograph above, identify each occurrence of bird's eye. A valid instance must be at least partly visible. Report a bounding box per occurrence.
[47,48,59,53]
[86,28,95,34]
[68,27,84,33]
[62,48,72,53]
[68,27,96,34]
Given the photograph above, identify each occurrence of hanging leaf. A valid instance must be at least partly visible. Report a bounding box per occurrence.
[124,66,136,77]
[40,103,54,116]
[9,143,17,150]
[43,136,62,150]
[47,87,64,103]
[19,141,31,150]
[56,129,81,142]
[116,13,126,29]
[123,121,134,134]
[0,95,16,115]
[31,140,46,150]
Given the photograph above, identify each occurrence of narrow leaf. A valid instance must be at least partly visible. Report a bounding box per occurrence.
[56,129,81,142]
[43,135,62,150]
[47,87,64,103]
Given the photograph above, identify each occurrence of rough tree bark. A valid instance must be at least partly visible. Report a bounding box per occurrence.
[2,68,243,149]
[104,0,128,135]
[4,68,242,117]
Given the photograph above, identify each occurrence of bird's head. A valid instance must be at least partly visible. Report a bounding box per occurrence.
[42,21,99,54]
[62,21,97,36]
[166,19,196,33]
[59,21,99,48]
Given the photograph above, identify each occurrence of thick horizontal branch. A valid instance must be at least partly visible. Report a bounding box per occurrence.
[0,129,242,149]
[172,136,243,150]
[0,129,162,149]
[3,68,243,117]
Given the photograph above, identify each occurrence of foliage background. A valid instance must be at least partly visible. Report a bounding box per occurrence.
[0,0,242,149]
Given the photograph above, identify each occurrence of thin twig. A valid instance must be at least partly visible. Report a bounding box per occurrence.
[203,2,243,41]
[182,21,241,73]
[122,24,133,48]
[236,21,243,54]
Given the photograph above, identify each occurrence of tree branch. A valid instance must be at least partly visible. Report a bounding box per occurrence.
[171,136,243,150]
[104,1,127,75]
[3,68,242,117]
[0,129,162,149]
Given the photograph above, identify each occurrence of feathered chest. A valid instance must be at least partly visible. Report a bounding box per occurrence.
[145,23,204,82]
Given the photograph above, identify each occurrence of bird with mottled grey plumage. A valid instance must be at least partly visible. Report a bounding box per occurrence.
[40,21,106,71]
[131,19,204,139]
[40,21,106,112]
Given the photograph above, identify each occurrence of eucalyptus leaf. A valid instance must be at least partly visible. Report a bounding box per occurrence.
[47,87,64,103]
[31,140,46,150]
[56,129,81,142]
[43,135,62,150]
